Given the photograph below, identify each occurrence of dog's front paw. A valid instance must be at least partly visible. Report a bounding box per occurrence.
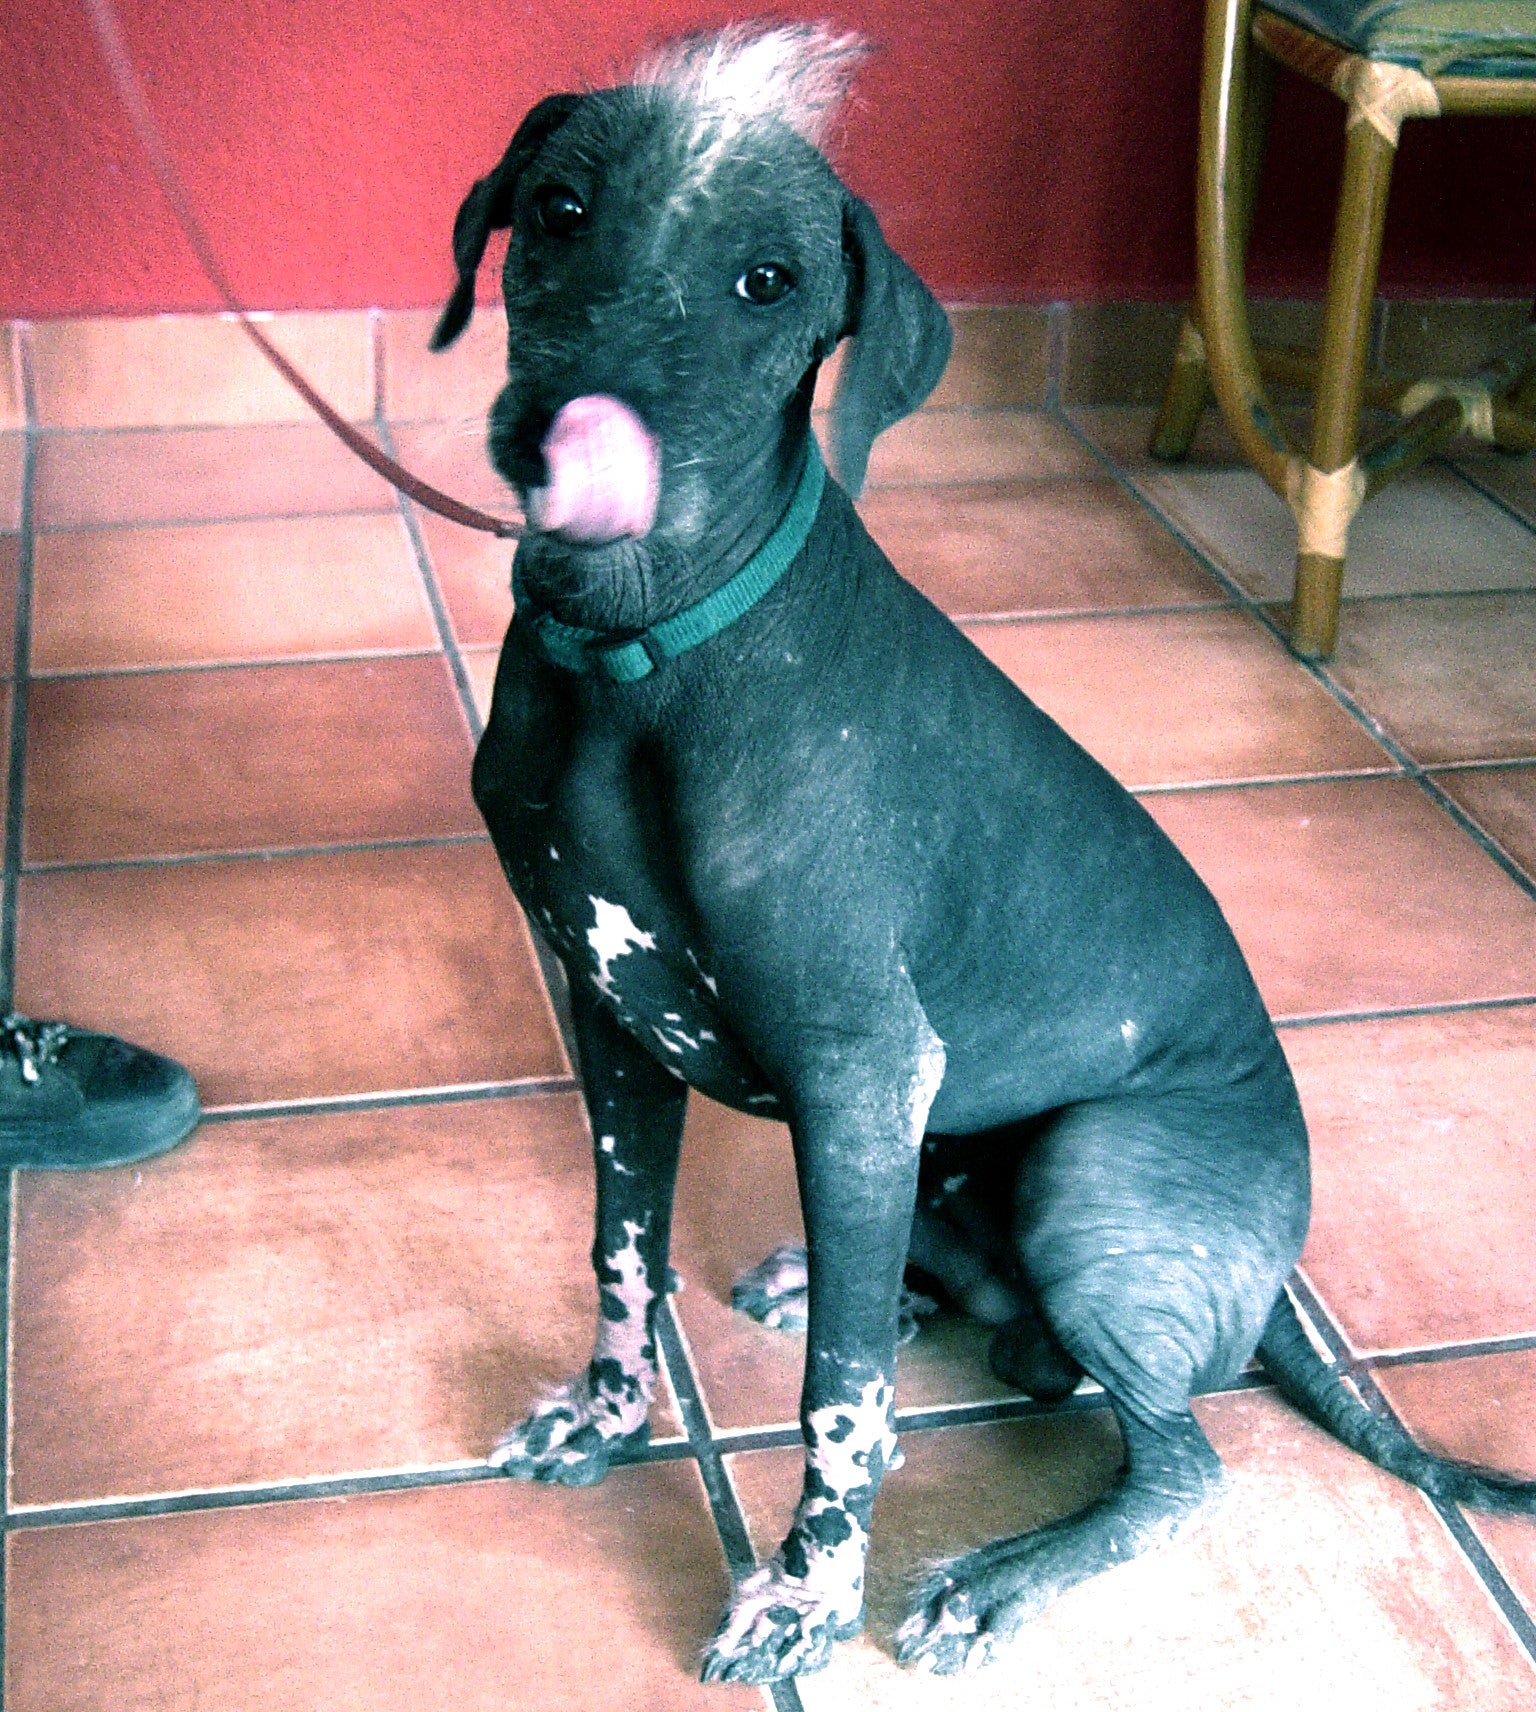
[731,1243,810,1333]
[700,1562,862,1684]
[488,1382,650,1488]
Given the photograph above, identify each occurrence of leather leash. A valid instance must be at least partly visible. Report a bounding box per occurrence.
[82,0,524,541]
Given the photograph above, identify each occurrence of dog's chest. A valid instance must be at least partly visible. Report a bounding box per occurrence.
[496,805,781,1116]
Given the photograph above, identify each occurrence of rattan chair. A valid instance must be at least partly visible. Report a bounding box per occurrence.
[1152,0,1536,657]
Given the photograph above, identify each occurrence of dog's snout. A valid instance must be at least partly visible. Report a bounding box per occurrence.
[525,395,661,544]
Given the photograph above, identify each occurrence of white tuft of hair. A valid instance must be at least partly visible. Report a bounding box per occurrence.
[634,22,868,152]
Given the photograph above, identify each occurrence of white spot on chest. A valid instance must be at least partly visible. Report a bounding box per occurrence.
[1121,1019,1140,1047]
[587,897,657,998]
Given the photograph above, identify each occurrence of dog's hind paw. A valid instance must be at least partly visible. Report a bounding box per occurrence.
[890,1568,1000,1677]
[700,1563,862,1684]
[488,1384,650,1487]
[731,1243,810,1333]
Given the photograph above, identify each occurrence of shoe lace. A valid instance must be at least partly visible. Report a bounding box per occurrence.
[3,1014,72,1085]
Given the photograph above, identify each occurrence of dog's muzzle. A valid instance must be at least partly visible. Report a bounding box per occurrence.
[526,395,661,545]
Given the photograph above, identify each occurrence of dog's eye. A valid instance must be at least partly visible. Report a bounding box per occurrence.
[735,264,795,306]
[533,185,589,239]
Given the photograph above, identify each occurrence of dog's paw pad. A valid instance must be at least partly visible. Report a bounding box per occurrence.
[700,1565,861,1684]
[731,1243,810,1333]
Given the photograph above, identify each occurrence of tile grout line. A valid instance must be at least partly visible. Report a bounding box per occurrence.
[654,1300,807,1712]
[3,1441,697,1534]
[23,830,492,878]
[1285,1270,1536,1666]
[34,504,403,537]
[1050,407,1536,903]
[374,400,580,1066]
[1446,455,1536,543]
[196,1075,579,1123]
[0,319,30,1712]
[1274,993,1536,1031]
[1,330,37,1014]
[0,1177,9,1707]
[31,646,447,682]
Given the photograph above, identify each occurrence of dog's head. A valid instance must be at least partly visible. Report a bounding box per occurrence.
[432,25,950,605]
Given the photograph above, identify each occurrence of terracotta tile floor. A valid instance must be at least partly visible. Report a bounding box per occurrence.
[5,363,1536,1712]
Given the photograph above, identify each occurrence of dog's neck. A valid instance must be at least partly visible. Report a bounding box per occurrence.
[512,418,812,639]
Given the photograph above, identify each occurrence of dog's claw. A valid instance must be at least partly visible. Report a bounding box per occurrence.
[489,1385,650,1486]
[895,1565,1008,1675]
[731,1243,810,1332]
[700,1563,862,1683]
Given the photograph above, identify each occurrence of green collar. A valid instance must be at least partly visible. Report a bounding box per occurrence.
[513,438,825,685]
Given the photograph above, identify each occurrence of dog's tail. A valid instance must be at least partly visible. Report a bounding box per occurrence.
[1256,1289,1536,1514]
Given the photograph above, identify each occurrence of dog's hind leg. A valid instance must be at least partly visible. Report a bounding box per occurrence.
[896,1087,1306,1672]
[897,1400,1226,1672]
[489,983,687,1486]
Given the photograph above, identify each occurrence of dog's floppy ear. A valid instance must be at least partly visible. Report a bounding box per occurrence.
[826,196,952,497]
[430,93,583,352]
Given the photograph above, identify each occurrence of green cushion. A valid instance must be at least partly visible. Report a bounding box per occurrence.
[1260,0,1536,75]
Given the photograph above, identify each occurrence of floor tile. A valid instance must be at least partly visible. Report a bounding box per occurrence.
[729,1390,1536,1709]
[861,478,1223,618]
[416,507,515,646]
[463,645,501,726]
[0,683,11,827]
[1324,593,1536,765]
[1070,402,1254,471]
[390,420,522,519]
[671,1096,1019,1433]
[925,307,1050,410]
[1060,302,1187,407]
[1285,1008,1536,1353]
[1138,463,1536,602]
[32,422,399,528]
[1435,763,1536,879]
[1373,1351,1536,1623]
[1143,778,1536,1019]
[852,410,1103,488]
[1070,402,1377,475]
[7,1470,756,1711]
[1456,450,1536,531]
[0,431,22,531]
[13,843,568,1106]
[25,655,480,864]
[1,326,21,429]
[968,609,1390,788]
[29,312,374,430]
[1380,299,1532,379]
[0,530,18,667]
[1374,1351,1536,1484]
[9,1092,691,1504]
[31,513,437,672]
[381,306,509,423]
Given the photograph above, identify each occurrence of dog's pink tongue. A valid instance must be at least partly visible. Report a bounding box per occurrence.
[527,395,660,543]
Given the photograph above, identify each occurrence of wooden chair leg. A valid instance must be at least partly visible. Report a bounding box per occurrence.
[1291,114,1397,658]
[1150,321,1211,459]
[1152,41,1276,462]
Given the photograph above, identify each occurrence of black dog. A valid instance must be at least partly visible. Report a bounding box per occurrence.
[433,24,1535,1683]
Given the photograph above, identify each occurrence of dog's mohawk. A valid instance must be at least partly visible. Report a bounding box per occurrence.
[634,22,868,151]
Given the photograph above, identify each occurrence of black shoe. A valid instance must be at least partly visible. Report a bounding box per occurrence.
[0,1015,200,1170]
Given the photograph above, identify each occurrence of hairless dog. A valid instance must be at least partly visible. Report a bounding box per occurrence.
[433,23,1536,1683]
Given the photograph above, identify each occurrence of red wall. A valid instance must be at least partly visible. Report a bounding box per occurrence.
[2,0,1532,318]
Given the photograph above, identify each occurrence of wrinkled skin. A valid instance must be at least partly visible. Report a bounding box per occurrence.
[436,69,1312,1684]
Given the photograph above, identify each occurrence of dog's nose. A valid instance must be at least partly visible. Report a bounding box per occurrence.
[527,396,661,544]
